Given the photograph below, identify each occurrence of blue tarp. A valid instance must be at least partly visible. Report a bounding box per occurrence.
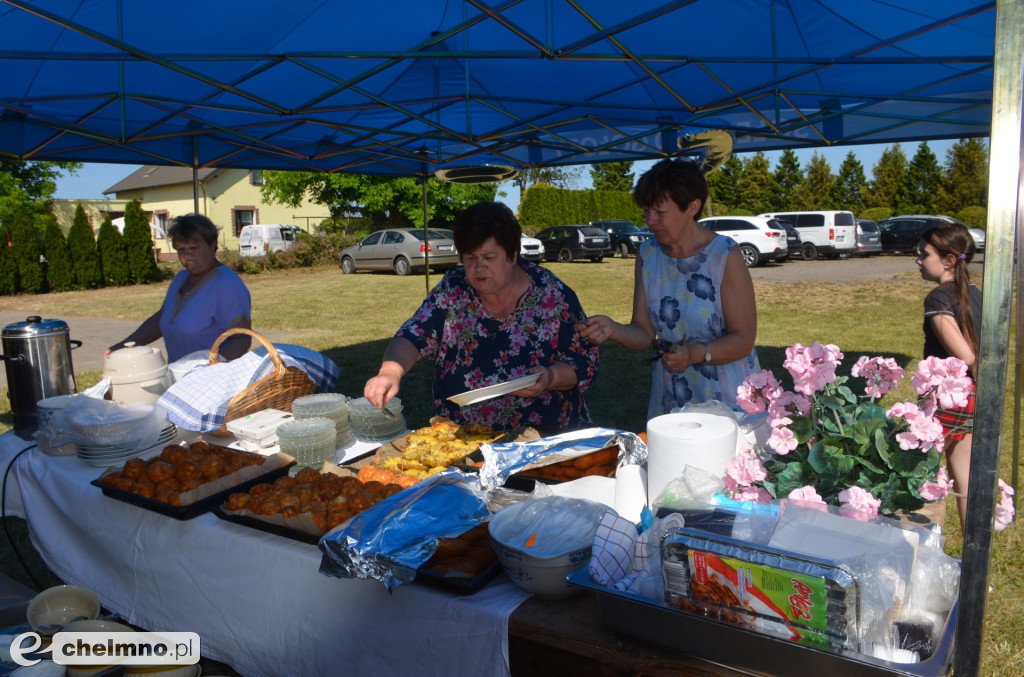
[0,0,997,174]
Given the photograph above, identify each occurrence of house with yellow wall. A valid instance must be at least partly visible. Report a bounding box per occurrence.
[101,166,331,252]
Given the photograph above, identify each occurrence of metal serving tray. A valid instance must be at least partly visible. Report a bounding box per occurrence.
[566,565,957,677]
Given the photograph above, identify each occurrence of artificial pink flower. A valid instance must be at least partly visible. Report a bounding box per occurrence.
[838,486,881,515]
[724,446,767,490]
[736,370,782,414]
[767,426,799,455]
[768,391,812,420]
[788,486,825,503]
[851,356,904,399]
[784,342,843,396]
[995,479,1016,532]
[932,376,972,409]
[731,486,772,503]
[919,467,953,501]
[912,356,968,395]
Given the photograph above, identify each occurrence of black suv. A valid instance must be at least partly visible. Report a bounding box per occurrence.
[877,215,971,254]
[534,225,612,262]
[590,219,653,257]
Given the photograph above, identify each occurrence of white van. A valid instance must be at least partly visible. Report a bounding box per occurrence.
[238,224,302,258]
[757,211,857,260]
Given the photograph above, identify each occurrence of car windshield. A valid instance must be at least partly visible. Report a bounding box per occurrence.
[406,229,454,241]
[857,221,878,233]
[603,221,643,233]
[580,227,606,237]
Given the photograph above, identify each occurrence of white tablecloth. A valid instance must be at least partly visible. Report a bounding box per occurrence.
[0,432,530,677]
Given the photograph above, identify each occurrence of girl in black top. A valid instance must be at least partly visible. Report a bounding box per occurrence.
[916,222,981,529]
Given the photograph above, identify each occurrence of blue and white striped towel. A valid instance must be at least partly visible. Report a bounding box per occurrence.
[157,344,340,432]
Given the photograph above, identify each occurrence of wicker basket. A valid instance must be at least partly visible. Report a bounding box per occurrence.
[208,328,318,436]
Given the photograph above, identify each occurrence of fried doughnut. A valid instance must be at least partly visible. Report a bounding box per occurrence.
[300,501,326,516]
[338,477,362,497]
[294,467,320,484]
[122,458,148,480]
[270,485,292,500]
[109,475,136,492]
[291,483,315,503]
[326,508,353,530]
[146,460,174,483]
[307,509,328,533]
[252,497,281,516]
[200,455,225,478]
[249,483,273,497]
[155,489,182,506]
[281,505,301,519]
[240,453,264,467]
[174,460,201,481]
[313,472,341,489]
[179,478,202,492]
[348,495,375,512]
[187,445,207,461]
[359,480,385,495]
[382,483,403,498]
[274,475,297,490]
[160,444,189,464]
[225,492,251,511]
[155,478,181,493]
[133,479,156,499]
[278,493,300,510]
[432,538,470,560]
[328,494,349,510]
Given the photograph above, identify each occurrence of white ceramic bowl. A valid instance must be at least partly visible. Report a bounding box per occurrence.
[488,497,605,599]
[26,585,101,634]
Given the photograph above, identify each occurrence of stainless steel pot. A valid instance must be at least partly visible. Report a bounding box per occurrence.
[1,316,81,437]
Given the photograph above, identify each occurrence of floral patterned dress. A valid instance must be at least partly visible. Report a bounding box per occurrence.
[639,235,760,417]
[396,261,599,431]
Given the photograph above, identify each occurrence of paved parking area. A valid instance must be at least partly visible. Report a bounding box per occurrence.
[748,252,984,283]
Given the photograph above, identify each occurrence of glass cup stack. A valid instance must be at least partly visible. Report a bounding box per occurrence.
[275,417,337,469]
[291,393,353,449]
[347,396,407,442]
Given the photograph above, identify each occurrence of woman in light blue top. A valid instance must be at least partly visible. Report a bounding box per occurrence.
[578,159,759,417]
[107,214,252,362]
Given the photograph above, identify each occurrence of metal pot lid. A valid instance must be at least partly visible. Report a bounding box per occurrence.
[1,316,70,338]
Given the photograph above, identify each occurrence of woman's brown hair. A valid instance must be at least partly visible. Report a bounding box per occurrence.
[921,222,979,355]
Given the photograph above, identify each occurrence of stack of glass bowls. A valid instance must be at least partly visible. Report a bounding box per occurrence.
[348,396,407,442]
[276,417,337,468]
[291,393,353,448]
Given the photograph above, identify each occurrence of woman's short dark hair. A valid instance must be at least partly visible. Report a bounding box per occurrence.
[452,202,522,261]
[633,158,708,215]
[168,213,219,248]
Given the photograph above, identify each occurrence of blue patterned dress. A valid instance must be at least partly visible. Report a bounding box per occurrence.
[639,235,760,417]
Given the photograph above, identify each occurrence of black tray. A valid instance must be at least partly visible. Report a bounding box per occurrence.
[91,461,295,520]
[566,565,957,677]
[213,505,321,545]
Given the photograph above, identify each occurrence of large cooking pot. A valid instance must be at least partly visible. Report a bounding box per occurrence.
[1,316,80,437]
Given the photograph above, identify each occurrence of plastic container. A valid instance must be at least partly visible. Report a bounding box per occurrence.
[226,408,295,448]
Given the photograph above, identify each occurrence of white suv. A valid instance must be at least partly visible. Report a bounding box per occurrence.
[520,234,545,262]
[758,210,857,260]
[699,216,788,267]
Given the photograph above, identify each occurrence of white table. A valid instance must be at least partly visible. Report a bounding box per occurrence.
[0,432,529,677]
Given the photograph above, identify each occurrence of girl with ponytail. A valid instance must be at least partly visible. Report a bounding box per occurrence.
[916,222,982,529]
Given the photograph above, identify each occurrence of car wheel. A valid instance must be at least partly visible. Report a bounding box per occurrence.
[340,256,356,274]
[393,256,411,276]
[738,244,759,268]
[590,256,603,263]
[618,242,630,258]
[800,242,818,261]
[558,248,574,263]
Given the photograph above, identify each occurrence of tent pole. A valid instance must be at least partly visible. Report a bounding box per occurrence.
[953,0,1024,675]
[423,178,430,295]
[1013,127,1024,508]
[192,137,200,214]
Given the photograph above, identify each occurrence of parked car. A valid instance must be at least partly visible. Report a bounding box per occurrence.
[757,210,857,260]
[238,224,302,258]
[534,225,612,262]
[590,219,653,257]
[699,216,788,267]
[775,219,801,253]
[520,234,545,262]
[854,218,882,255]
[876,215,980,255]
[338,228,460,275]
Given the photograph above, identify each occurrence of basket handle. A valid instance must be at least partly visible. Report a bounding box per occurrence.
[208,328,286,377]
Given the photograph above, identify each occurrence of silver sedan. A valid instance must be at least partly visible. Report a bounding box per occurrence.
[338,228,460,275]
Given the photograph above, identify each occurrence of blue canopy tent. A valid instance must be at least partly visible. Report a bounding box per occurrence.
[1,2,1021,675]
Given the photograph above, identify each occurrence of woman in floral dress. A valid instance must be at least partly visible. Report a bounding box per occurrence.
[578,159,759,417]
[364,202,599,431]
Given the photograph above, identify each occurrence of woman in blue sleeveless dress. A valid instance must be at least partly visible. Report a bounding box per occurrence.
[578,159,760,418]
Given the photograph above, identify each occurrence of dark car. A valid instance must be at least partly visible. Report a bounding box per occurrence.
[534,225,612,262]
[773,218,801,253]
[877,215,973,255]
[854,218,882,255]
[590,219,653,257]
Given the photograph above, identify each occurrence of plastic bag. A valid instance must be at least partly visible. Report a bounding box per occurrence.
[652,465,724,511]
[61,397,167,449]
[489,495,607,558]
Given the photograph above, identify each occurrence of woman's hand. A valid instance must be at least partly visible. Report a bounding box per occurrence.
[512,365,551,397]
[364,373,401,409]
[576,315,616,345]
[660,344,699,372]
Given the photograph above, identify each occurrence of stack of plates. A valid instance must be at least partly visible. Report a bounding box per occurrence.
[277,417,337,468]
[348,397,407,443]
[76,421,177,467]
[292,393,353,448]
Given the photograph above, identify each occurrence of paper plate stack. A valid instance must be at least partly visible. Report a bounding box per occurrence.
[292,393,352,448]
[347,397,407,442]
[75,420,177,467]
[276,417,337,468]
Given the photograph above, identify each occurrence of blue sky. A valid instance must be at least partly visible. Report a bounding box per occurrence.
[54,140,957,211]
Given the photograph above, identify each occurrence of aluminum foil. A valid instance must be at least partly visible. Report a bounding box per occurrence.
[478,427,647,490]
[318,469,490,590]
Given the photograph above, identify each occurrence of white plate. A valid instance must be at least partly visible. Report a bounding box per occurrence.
[447,373,542,407]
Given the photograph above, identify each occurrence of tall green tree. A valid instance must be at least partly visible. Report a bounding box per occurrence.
[67,204,102,289]
[0,232,18,295]
[735,152,777,214]
[10,212,45,293]
[512,167,581,198]
[902,141,942,212]
[589,161,635,192]
[40,214,74,292]
[772,149,803,209]
[96,213,130,286]
[831,152,866,212]
[792,153,834,210]
[865,144,908,211]
[0,159,81,229]
[940,138,988,212]
[123,199,159,283]
[706,155,743,215]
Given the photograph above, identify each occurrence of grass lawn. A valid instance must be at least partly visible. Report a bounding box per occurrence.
[1,258,1021,673]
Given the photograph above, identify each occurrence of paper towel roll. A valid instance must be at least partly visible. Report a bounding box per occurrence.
[646,412,738,507]
[613,464,648,523]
